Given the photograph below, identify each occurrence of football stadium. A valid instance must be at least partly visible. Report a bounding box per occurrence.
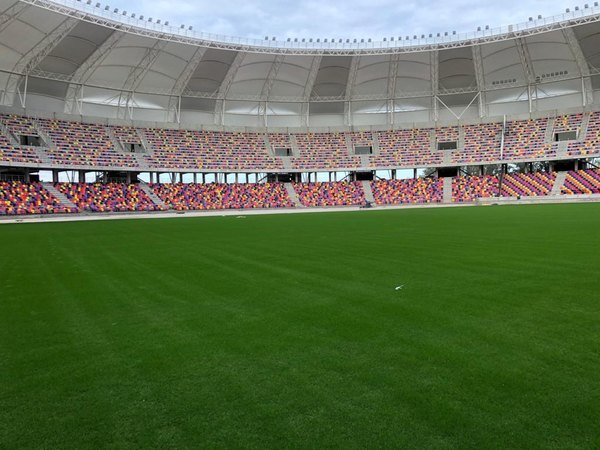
[1,0,600,447]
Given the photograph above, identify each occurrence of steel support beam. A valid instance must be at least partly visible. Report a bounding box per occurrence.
[515,37,536,84]
[344,55,361,126]
[64,30,125,114]
[301,55,322,127]
[515,37,537,113]
[0,1,29,33]
[214,52,245,125]
[430,50,439,122]
[167,46,207,122]
[563,27,594,105]
[117,39,168,119]
[2,16,78,106]
[260,54,285,126]
[386,54,400,125]
[472,44,487,118]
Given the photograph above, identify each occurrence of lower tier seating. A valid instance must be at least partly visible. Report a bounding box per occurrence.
[0,182,77,215]
[57,183,164,213]
[292,182,366,207]
[453,175,499,202]
[2,174,600,216]
[371,178,443,205]
[561,169,600,194]
[500,172,556,197]
[151,183,294,210]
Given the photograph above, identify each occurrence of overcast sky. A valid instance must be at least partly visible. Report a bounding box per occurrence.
[105,0,570,40]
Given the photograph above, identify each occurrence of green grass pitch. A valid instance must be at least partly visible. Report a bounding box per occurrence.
[1,204,599,449]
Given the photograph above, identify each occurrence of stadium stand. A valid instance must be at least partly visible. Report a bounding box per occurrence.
[0,113,600,170]
[349,131,374,148]
[500,172,556,197]
[371,178,444,205]
[0,182,77,215]
[1,114,40,137]
[293,181,366,207]
[38,119,137,168]
[452,175,499,202]
[456,123,502,164]
[374,128,441,167]
[57,183,164,212]
[0,134,42,164]
[151,183,293,210]
[553,113,583,133]
[570,113,600,157]
[503,118,554,161]
[142,129,283,171]
[111,126,143,145]
[292,133,360,170]
[561,169,600,194]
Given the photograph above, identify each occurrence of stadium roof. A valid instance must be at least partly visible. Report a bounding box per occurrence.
[2,0,600,129]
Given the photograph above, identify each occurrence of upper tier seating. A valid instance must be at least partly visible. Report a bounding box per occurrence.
[373,128,441,167]
[503,118,554,160]
[142,129,283,171]
[0,182,76,215]
[291,133,360,170]
[349,131,374,148]
[293,181,365,207]
[371,178,444,205]
[57,183,163,212]
[151,183,293,210]
[455,123,502,164]
[569,113,600,157]
[0,132,41,164]
[553,113,582,133]
[38,119,137,168]
[111,126,142,144]
[268,133,292,153]
[1,114,39,137]
[561,169,600,195]
[0,113,598,169]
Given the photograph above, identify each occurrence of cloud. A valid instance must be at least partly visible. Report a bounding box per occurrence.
[106,0,570,41]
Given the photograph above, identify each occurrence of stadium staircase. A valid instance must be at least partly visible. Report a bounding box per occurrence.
[0,118,19,145]
[545,116,556,143]
[371,132,381,155]
[361,180,375,203]
[42,182,79,210]
[284,182,303,208]
[458,126,465,149]
[344,133,354,155]
[138,182,168,209]
[443,177,453,203]
[136,129,153,153]
[289,134,300,156]
[557,141,570,159]
[31,118,55,148]
[552,172,568,195]
[580,112,591,140]
[105,126,125,152]
[34,146,53,166]
[263,133,272,154]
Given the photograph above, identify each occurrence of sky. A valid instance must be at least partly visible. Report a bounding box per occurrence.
[105,0,571,41]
